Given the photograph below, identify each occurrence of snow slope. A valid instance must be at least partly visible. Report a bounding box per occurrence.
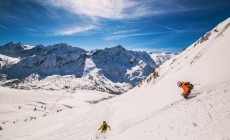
[0,54,20,69]
[0,17,230,140]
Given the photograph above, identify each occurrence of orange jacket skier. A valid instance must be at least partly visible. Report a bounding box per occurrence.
[177,81,193,99]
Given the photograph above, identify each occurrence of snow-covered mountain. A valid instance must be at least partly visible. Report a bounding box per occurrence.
[0,43,156,94]
[1,17,230,140]
[149,52,177,66]
[0,42,35,57]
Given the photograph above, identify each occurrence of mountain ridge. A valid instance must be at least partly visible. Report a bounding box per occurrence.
[0,44,156,94]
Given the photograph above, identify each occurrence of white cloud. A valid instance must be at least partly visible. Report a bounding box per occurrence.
[53,25,96,36]
[110,29,139,35]
[150,22,181,32]
[104,31,174,40]
[0,24,8,29]
[38,0,152,19]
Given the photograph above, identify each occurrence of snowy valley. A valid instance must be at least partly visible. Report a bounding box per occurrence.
[0,17,230,140]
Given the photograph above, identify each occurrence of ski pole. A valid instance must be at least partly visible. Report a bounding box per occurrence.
[193,83,201,85]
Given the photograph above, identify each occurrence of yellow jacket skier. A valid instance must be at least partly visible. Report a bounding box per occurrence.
[98,121,111,133]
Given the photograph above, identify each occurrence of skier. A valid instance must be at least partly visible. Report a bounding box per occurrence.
[98,121,111,133]
[177,81,193,99]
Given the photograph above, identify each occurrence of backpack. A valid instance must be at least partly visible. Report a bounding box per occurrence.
[102,124,107,131]
[185,82,194,90]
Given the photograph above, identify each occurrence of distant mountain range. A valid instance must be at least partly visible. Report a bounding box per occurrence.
[0,43,176,94]
[149,52,177,66]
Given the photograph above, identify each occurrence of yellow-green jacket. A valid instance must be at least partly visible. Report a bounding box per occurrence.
[98,122,111,133]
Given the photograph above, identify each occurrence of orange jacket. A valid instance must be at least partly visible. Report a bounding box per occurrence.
[181,82,190,95]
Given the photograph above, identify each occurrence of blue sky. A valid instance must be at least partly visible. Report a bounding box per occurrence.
[0,0,230,52]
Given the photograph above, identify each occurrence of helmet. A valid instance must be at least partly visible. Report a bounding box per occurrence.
[103,121,106,123]
[177,81,182,87]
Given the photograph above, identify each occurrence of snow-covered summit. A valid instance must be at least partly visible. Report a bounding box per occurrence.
[0,42,35,57]
[92,45,155,85]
